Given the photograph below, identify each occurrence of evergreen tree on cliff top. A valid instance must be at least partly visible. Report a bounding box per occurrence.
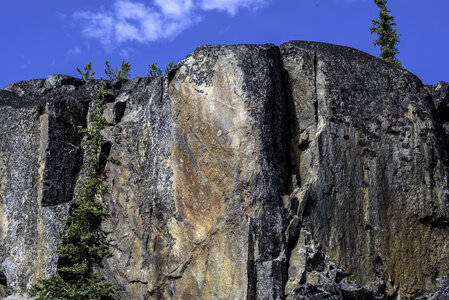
[370,0,402,67]
[32,80,122,299]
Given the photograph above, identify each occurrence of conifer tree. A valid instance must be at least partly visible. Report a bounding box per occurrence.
[32,81,122,299]
[148,61,174,78]
[76,62,95,82]
[148,63,162,78]
[370,0,402,67]
[104,59,132,80]
[165,60,174,76]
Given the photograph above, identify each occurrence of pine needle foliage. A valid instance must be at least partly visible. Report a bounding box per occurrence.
[370,0,402,67]
[104,59,132,80]
[77,62,96,82]
[148,61,174,78]
[165,60,174,76]
[148,63,162,78]
[32,81,122,299]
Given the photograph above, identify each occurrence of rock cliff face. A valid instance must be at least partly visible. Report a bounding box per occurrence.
[1,41,449,299]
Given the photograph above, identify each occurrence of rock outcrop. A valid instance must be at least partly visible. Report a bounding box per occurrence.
[1,41,449,299]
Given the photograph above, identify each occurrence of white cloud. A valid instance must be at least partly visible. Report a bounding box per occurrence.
[115,19,144,43]
[119,47,133,58]
[200,0,267,15]
[74,11,115,47]
[67,47,82,55]
[154,0,193,17]
[73,0,268,47]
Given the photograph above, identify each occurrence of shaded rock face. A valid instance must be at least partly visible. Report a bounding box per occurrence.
[0,76,88,294]
[281,42,449,298]
[0,42,448,299]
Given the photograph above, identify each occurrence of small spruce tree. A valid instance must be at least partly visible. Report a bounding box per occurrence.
[370,0,402,67]
[148,61,174,78]
[104,59,132,80]
[148,63,162,78]
[76,62,95,82]
[165,60,174,76]
[32,80,122,299]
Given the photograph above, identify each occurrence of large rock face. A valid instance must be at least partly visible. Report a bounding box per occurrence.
[281,42,449,299]
[1,42,449,299]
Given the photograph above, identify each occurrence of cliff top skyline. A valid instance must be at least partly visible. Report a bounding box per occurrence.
[1,0,448,89]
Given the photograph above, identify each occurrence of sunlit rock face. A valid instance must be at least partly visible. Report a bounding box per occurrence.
[1,42,449,299]
[98,44,290,300]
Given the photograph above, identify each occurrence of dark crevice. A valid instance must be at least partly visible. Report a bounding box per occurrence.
[99,85,117,103]
[99,141,112,170]
[278,45,308,299]
[246,218,257,300]
[160,77,164,105]
[167,64,182,84]
[298,141,310,152]
[129,280,149,285]
[270,68,295,208]
[313,52,319,127]
[419,216,449,229]
[277,50,321,297]
[279,59,296,299]
[437,106,449,124]
[37,103,45,116]
[372,256,383,277]
[280,55,300,193]
[113,101,127,124]
[0,271,7,287]
[277,49,296,196]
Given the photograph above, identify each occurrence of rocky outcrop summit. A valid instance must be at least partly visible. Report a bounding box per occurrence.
[1,41,449,299]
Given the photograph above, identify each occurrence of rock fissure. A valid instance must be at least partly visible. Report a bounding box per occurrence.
[419,215,449,229]
[313,51,318,128]
[129,280,149,285]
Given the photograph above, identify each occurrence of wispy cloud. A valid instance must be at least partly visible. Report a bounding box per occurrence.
[200,0,268,15]
[67,46,82,55]
[154,0,194,17]
[73,0,268,47]
[74,11,115,47]
[119,47,133,58]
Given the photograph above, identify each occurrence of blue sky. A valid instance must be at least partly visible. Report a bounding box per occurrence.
[1,0,447,89]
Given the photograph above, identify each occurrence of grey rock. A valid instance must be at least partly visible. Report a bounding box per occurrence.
[104,100,126,125]
[1,42,449,299]
[427,81,449,117]
[281,41,449,298]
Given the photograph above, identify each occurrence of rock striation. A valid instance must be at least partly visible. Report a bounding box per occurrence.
[1,41,449,299]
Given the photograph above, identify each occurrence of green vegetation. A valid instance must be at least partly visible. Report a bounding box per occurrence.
[32,56,177,297]
[32,71,122,299]
[76,62,95,82]
[148,62,162,78]
[165,60,174,76]
[104,59,132,80]
[370,0,402,67]
[76,59,175,81]
[148,61,175,78]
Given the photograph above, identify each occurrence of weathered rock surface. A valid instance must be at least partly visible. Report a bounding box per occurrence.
[281,41,449,299]
[426,81,449,135]
[1,42,449,299]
